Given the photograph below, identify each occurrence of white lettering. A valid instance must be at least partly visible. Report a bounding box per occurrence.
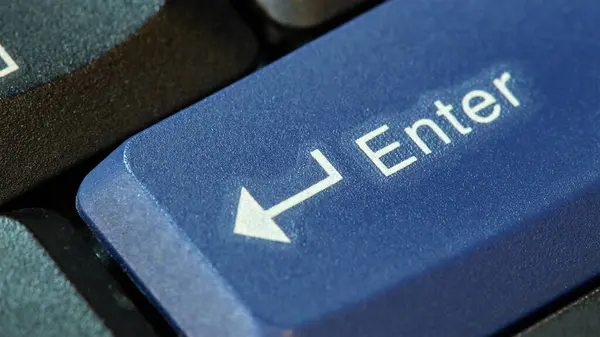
[404,119,451,155]
[354,71,522,179]
[493,72,520,107]
[435,100,472,135]
[356,125,417,177]
[462,90,500,123]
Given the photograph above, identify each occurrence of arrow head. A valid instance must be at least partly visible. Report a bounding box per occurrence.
[233,187,291,243]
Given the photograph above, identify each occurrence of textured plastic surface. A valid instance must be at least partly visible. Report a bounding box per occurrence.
[0,0,162,99]
[7,209,161,336]
[78,1,600,336]
[0,0,258,204]
[0,215,110,337]
[522,290,600,337]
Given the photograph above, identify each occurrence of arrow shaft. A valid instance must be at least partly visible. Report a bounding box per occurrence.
[266,150,342,218]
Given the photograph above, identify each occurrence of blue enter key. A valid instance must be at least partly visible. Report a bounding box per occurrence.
[77,0,600,336]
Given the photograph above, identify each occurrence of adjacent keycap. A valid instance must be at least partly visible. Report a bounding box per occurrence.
[254,0,370,28]
[5,209,163,337]
[0,0,257,204]
[0,213,110,337]
[78,1,600,336]
[521,290,600,337]
[0,0,162,99]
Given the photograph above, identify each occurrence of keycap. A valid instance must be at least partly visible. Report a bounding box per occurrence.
[0,0,162,99]
[521,289,600,337]
[0,0,257,204]
[5,209,163,337]
[0,212,110,337]
[254,0,370,28]
[78,0,600,336]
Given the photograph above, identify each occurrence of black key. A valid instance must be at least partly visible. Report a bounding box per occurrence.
[521,289,600,337]
[0,212,110,337]
[0,0,162,98]
[1,209,163,337]
[0,0,258,204]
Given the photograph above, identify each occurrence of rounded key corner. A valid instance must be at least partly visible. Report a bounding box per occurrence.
[255,0,367,29]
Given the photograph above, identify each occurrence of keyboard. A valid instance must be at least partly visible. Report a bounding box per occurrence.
[2,1,600,336]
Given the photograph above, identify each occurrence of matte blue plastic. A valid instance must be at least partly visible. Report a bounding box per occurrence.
[77,1,600,336]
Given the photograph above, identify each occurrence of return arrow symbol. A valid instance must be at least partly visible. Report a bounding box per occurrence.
[233,149,343,243]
